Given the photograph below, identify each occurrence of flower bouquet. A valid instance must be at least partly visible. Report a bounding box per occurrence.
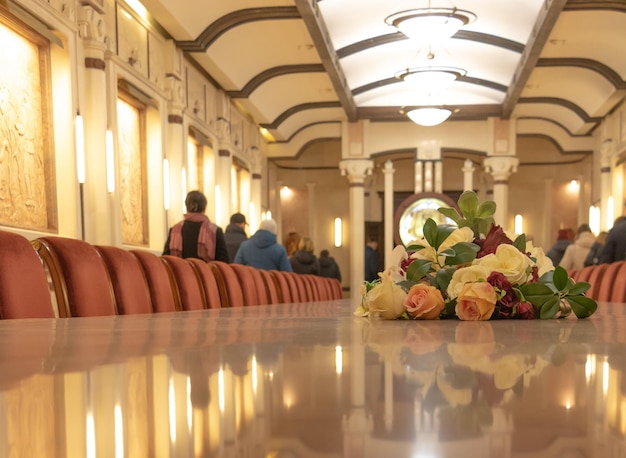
[355,191,598,321]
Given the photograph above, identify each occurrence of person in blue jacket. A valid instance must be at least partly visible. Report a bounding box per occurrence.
[233,218,293,271]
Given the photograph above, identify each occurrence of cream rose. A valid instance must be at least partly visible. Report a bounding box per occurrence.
[447,264,491,299]
[404,283,445,319]
[474,243,532,285]
[455,281,497,321]
[527,243,554,277]
[364,270,407,319]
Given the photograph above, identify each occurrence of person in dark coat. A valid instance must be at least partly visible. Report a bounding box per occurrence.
[545,228,574,266]
[163,190,229,262]
[599,216,626,263]
[365,237,379,282]
[234,219,292,271]
[224,212,248,262]
[289,237,319,275]
[318,249,341,281]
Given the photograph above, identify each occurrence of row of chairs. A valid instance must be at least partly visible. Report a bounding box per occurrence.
[567,261,626,302]
[0,230,343,320]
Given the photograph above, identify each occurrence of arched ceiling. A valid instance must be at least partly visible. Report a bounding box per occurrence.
[140,0,626,158]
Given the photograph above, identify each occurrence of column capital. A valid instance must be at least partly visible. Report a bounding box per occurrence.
[462,158,475,173]
[339,159,374,185]
[484,156,518,181]
[382,160,395,174]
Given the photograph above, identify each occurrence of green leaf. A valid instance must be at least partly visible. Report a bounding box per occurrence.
[476,201,496,219]
[553,266,569,291]
[519,282,555,307]
[434,224,457,251]
[436,267,455,294]
[443,242,479,266]
[567,295,598,318]
[440,298,457,317]
[406,259,432,283]
[458,191,479,218]
[407,243,426,251]
[513,234,526,253]
[423,218,438,249]
[568,282,591,295]
[438,206,462,223]
[477,220,494,238]
[540,296,560,319]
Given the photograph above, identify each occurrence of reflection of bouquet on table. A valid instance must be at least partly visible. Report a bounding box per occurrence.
[355,191,598,321]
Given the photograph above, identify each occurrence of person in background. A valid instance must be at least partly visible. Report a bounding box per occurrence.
[364,236,379,282]
[599,216,626,264]
[584,231,608,266]
[289,237,319,275]
[163,190,229,262]
[559,224,596,270]
[546,228,574,266]
[234,219,293,271]
[318,249,341,282]
[224,212,248,262]
[283,231,300,257]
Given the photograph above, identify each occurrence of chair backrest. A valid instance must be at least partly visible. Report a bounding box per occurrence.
[573,265,595,283]
[270,270,291,303]
[585,263,608,300]
[303,275,321,301]
[0,230,55,319]
[610,262,626,302]
[328,278,343,299]
[259,269,280,304]
[209,261,245,307]
[130,250,179,313]
[32,236,117,317]
[95,245,153,315]
[230,264,270,305]
[161,255,206,311]
[283,272,304,302]
[311,275,330,301]
[597,261,626,302]
[187,259,222,309]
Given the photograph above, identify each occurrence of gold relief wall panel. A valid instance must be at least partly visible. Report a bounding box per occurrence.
[0,13,56,231]
[117,96,148,245]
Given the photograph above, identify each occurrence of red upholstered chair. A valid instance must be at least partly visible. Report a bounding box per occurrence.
[130,250,179,313]
[573,265,595,283]
[95,246,153,315]
[270,270,292,303]
[585,263,608,300]
[259,269,280,304]
[230,264,270,306]
[187,258,222,309]
[161,255,206,311]
[328,278,343,299]
[281,271,302,302]
[597,262,626,302]
[32,236,117,317]
[0,230,55,319]
[311,276,330,301]
[303,275,321,301]
[286,272,308,302]
[610,262,626,303]
[209,261,245,307]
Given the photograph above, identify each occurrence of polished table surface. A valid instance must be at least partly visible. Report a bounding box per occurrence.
[1,299,625,457]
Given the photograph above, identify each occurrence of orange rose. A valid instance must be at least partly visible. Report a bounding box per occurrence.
[455,282,496,321]
[404,284,445,319]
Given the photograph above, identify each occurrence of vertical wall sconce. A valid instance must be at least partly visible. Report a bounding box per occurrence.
[163,158,170,211]
[589,205,600,235]
[105,130,115,193]
[514,214,523,234]
[334,217,342,247]
[75,112,85,184]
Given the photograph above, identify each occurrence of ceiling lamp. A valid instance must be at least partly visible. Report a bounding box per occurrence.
[385,7,477,43]
[395,66,466,89]
[403,107,454,127]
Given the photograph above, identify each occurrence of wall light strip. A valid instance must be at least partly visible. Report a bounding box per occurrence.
[334,217,342,247]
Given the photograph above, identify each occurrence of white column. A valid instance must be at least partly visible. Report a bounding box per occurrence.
[339,159,373,302]
[306,182,316,240]
[424,162,433,192]
[462,158,475,192]
[383,161,395,268]
[484,156,519,229]
[215,149,232,228]
[414,160,423,194]
[600,142,613,230]
[543,178,553,248]
[434,161,442,193]
[274,180,283,243]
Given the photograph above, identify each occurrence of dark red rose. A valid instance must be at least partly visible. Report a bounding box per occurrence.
[515,301,536,319]
[476,225,514,258]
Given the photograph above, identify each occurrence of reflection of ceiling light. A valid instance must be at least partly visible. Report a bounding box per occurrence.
[385,8,477,43]
[395,66,466,89]
[405,107,454,126]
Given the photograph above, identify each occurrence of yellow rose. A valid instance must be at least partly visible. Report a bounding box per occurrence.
[364,271,407,319]
[447,264,491,299]
[404,283,445,319]
[474,243,532,285]
[455,281,497,321]
[527,243,554,277]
